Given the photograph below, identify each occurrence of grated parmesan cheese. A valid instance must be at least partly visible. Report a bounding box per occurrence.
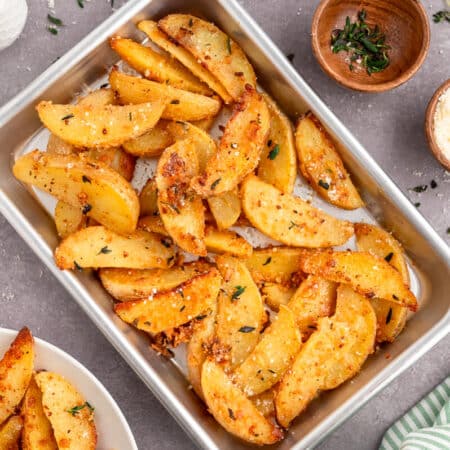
[434,87,450,161]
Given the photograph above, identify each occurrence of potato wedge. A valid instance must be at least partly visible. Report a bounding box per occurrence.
[252,389,275,418]
[295,113,363,210]
[191,87,270,196]
[54,226,175,270]
[244,246,305,286]
[0,327,34,424]
[159,15,256,101]
[77,88,115,108]
[190,116,216,132]
[201,360,283,445]
[85,147,136,181]
[156,139,206,256]
[257,93,297,193]
[110,69,221,121]
[299,250,418,311]
[22,376,58,450]
[110,36,211,95]
[35,372,96,450]
[355,223,410,342]
[138,215,167,235]
[275,285,376,427]
[47,134,77,155]
[36,100,165,148]
[260,283,296,311]
[215,255,265,367]
[234,305,301,396]
[242,175,354,247]
[54,200,87,239]
[99,261,211,301]
[13,150,139,234]
[139,178,158,217]
[204,226,252,258]
[138,20,233,104]
[0,415,23,450]
[207,190,241,230]
[123,121,174,157]
[288,275,336,338]
[114,269,221,334]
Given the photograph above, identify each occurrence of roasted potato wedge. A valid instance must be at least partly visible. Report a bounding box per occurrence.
[139,178,159,217]
[156,139,206,255]
[110,69,221,121]
[355,223,410,342]
[241,175,354,247]
[201,360,283,445]
[13,150,139,234]
[110,36,211,95]
[99,261,211,301]
[36,100,165,148]
[215,255,265,367]
[252,389,276,418]
[257,93,297,193]
[138,215,167,235]
[207,190,241,230]
[54,200,87,239]
[35,372,96,450]
[0,415,23,450]
[54,226,175,270]
[138,20,233,103]
[260,283,296,311]
[77,88,115,108]
[204,227,252,258]
[191,116,216,132]
[114,269,221,334]
[0,327,34,424]
[295,113,363,210]
[275,285,376,427]
[234,305,301,396]
[299,250,418,311]
[85,147,136,181]
[159,15,256,101]
[191,87,270,196]
[46,133,77,155]
[288,275,336,338]
[22,376,58,450]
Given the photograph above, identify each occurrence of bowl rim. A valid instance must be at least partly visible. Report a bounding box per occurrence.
[311,0,431,93]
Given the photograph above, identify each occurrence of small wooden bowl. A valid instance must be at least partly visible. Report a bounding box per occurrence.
[311,0,430,92]
[425,78,450,170]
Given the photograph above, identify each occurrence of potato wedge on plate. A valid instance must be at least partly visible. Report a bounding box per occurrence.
[0,415,23,450]
[36,100,165,148]
[275,285,376,427]
[22,376,58,450]
[207,190,241,230]
[299,250,418,311]
[215,255,265,367]
[204,227,252,258]
[54,226,175,270]
[110,36,211,95]
[99,261,211,301]
[295,113,363,210]
[139,178,159,217]
[159,15,256,101]
[54,200,87,239]
[257,93,297,194]
[260,283,296,311]
[156,139,206,255]
[355,223,410,342]
[13,150,139,235]
[234,305,301,396]
[115,269,221,334]
[191,87,270,196]
[201,360,283,445]
[241,175,354,247]
[110,69,221,122]
[35,372,96,450]
[138,20,233,104]
[0,327,34,424]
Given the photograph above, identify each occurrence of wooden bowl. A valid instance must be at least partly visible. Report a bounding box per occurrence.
[311,0,430,92]
[425,78,450,170]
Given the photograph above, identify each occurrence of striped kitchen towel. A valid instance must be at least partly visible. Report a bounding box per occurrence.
[380,376,450,450]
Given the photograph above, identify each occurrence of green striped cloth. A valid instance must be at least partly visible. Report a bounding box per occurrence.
[380,377,450,450]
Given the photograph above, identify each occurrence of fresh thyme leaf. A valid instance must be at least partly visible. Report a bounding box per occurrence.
[61,114,74,121]
[170,99,180,104]
[228,408,236,420]
[288,221,298,230]
[226,36,232,54]
[82,204,92,215]
[98,246,112,255]
[238,326,255,333]
[73,261,83,271]
[66,402,94,416]
[47,27,58,35]
[77,0,84,8]
[231,285,246,300]
[82,175,91,183]
[286,53,295,62]
[180,305,186,312]
[414,202,421,208]
[262,257,272,266]
[384,252,394,262]
[47,14,63,26]
[430,179,437,189]
[318,179,330,190]
[410,185,427,193]
[210,178,221,190]
[111,0,115,7]
[385,307,393,324]
[433,10,450,23]
[129,112,132,121]
[268,144,280,160]
[447,227,450,234]
[188,18,193,27]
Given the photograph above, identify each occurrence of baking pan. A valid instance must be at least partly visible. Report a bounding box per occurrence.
[0,0,449,448]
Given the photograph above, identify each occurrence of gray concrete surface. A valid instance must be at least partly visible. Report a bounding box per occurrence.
[0,1,449,449]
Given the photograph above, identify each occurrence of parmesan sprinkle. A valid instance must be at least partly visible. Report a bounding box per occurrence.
[434,86,450,161]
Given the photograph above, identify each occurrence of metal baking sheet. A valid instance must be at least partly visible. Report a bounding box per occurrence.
[0,0,448,448]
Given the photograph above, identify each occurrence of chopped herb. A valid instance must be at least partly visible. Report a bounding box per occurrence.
[47,27,58,35]
[385,307,393,324]
[180,305,186,312]
[288,221,298,230]
[392,294,399,300]
[188,18,193,27]
[414,202,421,208]
[430,179,438,189]
[210,178,221,190]
[410,185,427,193]
[100,83,109,89]
[61,114,74,121]
[144,321,151,326]
[132,318,139,327]
[307,325,317,330]
[267,139,272,147]
[286,53,295,62]
[228,408,236,420]
[110,0,114,7]
[82,175,91,183]
[195,314,207,321]
[226,36,232,54]
[268,144,280,160]
[318,179,330,190]
[384,252,394,262]
[77,0,84,8]
[170,99,180,104]
[98,246,112,255]
[239,326,255,333]
[268,369,276,374]
[47,14,63,26]
[433,10,450,23]
[73,261,83,271]
[66,402,94,416]
[160,201,180,214]
[232,286,246,300]
[167,256,175,265]
[82,204,92,215]
[262,257,272,266]
[129,112,132,121]
[178,289,184,298]
[447,227,450,234]
[160,238,172,248]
